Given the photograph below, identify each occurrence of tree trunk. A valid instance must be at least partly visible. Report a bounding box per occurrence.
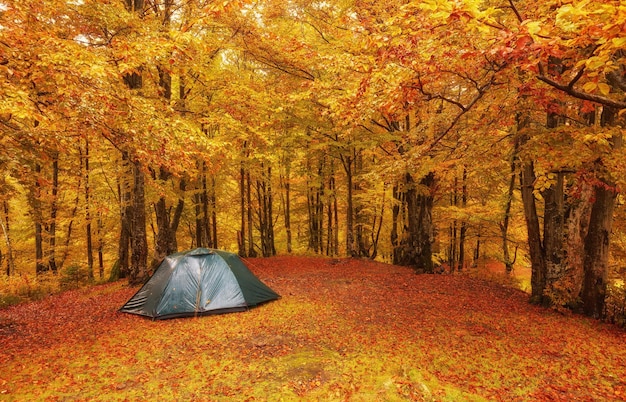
[128,160,148,285]
[394,173,435,273]
[581,183,615,318]
[458,169,468,271]
[117,158,131,279]
[152,167,185,267]
[238,157,246,257]
[47,154,59,274]
[342,155,356,257]
[97,211,104,279]
[519,159,546,304]
[34,163,46,274]
[246,168,257,257]
[580,105,620,317]
[85,137,94,279]
[281,158,292,253]
[0,201,14,276]
[210,177,217,248]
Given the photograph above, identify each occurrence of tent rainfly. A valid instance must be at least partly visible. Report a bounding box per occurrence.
[120,248,280,319]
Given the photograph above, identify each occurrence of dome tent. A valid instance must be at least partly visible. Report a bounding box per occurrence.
[120,248,279,319]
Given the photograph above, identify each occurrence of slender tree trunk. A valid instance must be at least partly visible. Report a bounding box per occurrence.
[343,154,356,257]
[449,177,458,272]
[117,158,131,279]
[391,185,401,264]
[520,159,546,304]
[97,211,104,279]
[500,144,518,274]
[370,184,385,260]
[48,154,59,274]
[85,137,94,279]
[209,177,217,248]
[238,158,246,257]
[0,201,14,276]
[34,163,46,274]
[246,168,256,257]
[282,159,292,253]
[458,169,467,271]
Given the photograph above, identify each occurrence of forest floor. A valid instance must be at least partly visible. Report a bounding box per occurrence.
[1,256,625,401]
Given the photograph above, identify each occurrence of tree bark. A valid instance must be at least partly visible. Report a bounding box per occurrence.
[85,137,94,279]
[152,167,185,267]
[48,154,59,274]
[34,163,46,274]
[519,158,546,304]
[581,182,615,318]
[128,160,148,285]
[0,201,14,276]
[238,156,246,257]
[117,157,131,279]
[246,168,257,257]
[458,169,468,271]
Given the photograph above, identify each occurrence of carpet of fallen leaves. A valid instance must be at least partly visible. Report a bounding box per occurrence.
[1,256,626,401]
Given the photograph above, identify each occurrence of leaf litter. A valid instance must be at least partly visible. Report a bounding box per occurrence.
[1,256,625,401]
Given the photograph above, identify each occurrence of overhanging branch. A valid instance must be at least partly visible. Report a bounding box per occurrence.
[537,74,626,109]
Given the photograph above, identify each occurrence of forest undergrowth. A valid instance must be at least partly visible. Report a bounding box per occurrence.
[1,256,625,401]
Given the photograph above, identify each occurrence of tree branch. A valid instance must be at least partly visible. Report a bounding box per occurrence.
[537,74,626,109]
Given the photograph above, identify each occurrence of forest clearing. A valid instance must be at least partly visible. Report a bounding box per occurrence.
[1,257,626,401]
[2,2,626,400]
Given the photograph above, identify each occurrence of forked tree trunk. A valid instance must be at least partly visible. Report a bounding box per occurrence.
[395,172,435,273]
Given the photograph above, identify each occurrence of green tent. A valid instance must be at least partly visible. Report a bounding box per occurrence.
[120,248,279,319]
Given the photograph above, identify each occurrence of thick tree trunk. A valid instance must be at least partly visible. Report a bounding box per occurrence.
[395,173,435,273]
[581,183,615,318]
[580,105,620,317]
[542,172,566,304]
[152,167,185,267]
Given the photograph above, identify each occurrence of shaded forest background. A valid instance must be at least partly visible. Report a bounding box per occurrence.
[1,0,626,322]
